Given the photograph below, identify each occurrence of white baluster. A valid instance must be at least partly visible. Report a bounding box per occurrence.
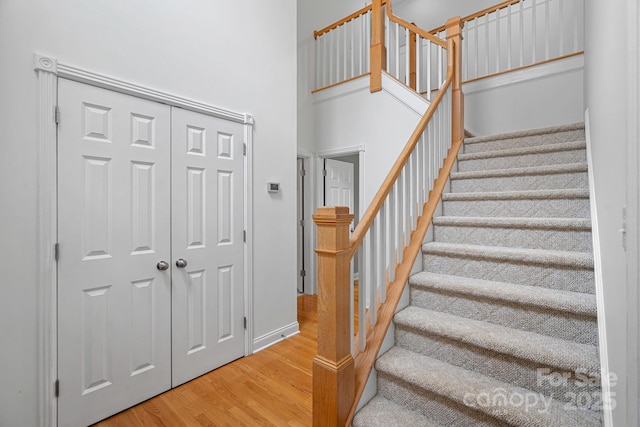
[387,189,396,283]
[475,17,480,79]
[438,44,443,86]
[573,0,579,53]
[463,22,469,81]
[426,40,432,100]
[395,22,400,79]
[416,36,422,93]
[369,218,377,326]
[532,0,537,63]
[405,27,410,85]
[485,13,490,75]
[544,0,550,60]
[385,13,390,72]
[520,0,525,67]
[496,7,501,73]
[559,0,564,56]
[403,165,410,249]
[396,172,404,264]
[507,4,512,71]
[378,205,386,304]
[357,237,367,351]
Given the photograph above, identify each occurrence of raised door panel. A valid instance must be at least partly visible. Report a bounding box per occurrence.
[171,108,245,387]
[57,79,171,427]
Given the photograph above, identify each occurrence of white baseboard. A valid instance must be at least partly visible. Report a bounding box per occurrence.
[252,322,300,353]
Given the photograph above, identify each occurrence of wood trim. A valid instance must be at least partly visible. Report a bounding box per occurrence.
[370,0,386,93]
[349,68,454,257]
[346,133,465,427]
[462,51,585,85]
[34,53,59,427]
[314,1,388,39]
[386,0,447,48]
[430,0,522,34]
[311,73,370,94]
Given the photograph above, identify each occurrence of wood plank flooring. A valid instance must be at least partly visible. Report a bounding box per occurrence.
[94,295,318,427]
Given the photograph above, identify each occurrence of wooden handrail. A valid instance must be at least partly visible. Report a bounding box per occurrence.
[314,1,388,39]
[386,0,448,48]
[349,65,453,258]
[430,0,522,34]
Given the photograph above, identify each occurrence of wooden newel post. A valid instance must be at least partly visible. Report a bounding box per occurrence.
[446,16,465,143]
[370,0,386,93]
[312,206,355,427]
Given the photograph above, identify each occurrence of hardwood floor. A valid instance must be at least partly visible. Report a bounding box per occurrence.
[94,295,318,427]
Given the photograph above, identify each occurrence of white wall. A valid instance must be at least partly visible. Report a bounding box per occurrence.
[584,0,638,425]
[314,77,426,209]
[0,1,297,425]
[464,55,584,136]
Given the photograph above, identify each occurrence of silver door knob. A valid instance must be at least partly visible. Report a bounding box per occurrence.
[176,258,188,268]
[156,261,169,271]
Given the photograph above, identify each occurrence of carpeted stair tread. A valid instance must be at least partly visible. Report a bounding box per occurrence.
[432,216,591,231]
[422,242,593,270]
[353,395,446,427]
[376,347,601,427]
[394,306,599,373]
[442,188,589,202]
[409,272,597,317]
[458,141,585,162]
[464,122,585,145]
[451,162,587,180]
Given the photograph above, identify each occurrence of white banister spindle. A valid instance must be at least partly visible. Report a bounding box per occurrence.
[394,22,400,78]
[520,0,525,67]
[559,0,564,56]
[386,196,395,283]
[532,0,537,63]
[378,204,387,304]
[496,7,501,73]
[405,27,410,85]
[416,36,422,93]
[426,41,432,98]
[573,0,579,53]
[544,0,550,60]
[475,18,480,79]
[463,23,469,81]
[507,4,512,70]
[438,45,443,86]
[485,13,490,75]
[396,171,404,263]
[369,219,377,326]
[403,165,410,246]
[357,238,366,352]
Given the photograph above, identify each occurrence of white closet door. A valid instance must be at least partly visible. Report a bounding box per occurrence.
[57,79,172,427]
[325,158,355,210]
[171,108,245,386]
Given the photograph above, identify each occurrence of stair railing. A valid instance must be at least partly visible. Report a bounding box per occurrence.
[382,1,448,100]
[430,0,584,83]
[311,1,465,424]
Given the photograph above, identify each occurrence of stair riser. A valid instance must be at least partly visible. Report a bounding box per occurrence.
[451,171,588,193]
[377,373,509,427]
[422,253,594,293]
[433,224,593,252]
[464,129,585,154]
[394,327,602,406]
[410,286,598,345]
[458,149,586,172]
[442,198,591,218]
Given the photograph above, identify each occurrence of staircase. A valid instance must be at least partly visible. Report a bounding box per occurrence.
[353,123,603,426]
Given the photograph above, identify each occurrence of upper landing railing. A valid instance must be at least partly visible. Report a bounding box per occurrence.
[431,0,584,83]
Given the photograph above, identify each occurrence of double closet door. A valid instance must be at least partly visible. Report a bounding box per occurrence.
[56,79,245,427]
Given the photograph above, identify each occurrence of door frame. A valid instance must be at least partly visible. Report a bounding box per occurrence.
[34,53,255,427]
[309,145,365,295]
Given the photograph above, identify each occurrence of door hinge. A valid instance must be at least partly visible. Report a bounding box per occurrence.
[54,106,60,125]
[54,380,59,398]
[300,269,306,277]
[299,219,305,227]
[243,230,246,242]
[299,168,306,177]
[54,243,60,261]
[620,206,627,250]
[243,143,247,156]
[322,169,327,177]
[243,317,247,329]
